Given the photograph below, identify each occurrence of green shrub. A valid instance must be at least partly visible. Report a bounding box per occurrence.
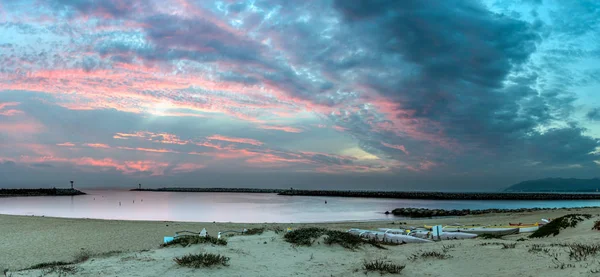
[568,243,600,261]
[244,228,265,235]
[363,259,405,274]
[530,214,592,238]
[283,228,327,246]
[174,253,230,268]
[408,251,451,261]
[162,236,227,247]
[284,228,387,249]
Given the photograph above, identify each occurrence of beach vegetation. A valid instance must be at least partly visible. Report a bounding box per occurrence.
[408,251,451,261]
[478,233,504,239]
[26,262,72,270]
[174,253,230,268]
[41,265,78,276]
[73,250,90,263]
[283,228,388,250]
[441,244,456,253]
[528,244,551,254]
[479,242,516,249]
[593,220,600,231]
[501,243,517,249]
[567,243,600,261]
[362,259,405,274]
[161,235,227,247]
[529,214,592,238]
[283,227,327,246]
[244,228,265,235]
[271,226,284,234]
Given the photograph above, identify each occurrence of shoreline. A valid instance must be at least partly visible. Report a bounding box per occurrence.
[4,205,600,223]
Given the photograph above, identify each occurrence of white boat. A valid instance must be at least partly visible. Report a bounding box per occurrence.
[516,226,539,233]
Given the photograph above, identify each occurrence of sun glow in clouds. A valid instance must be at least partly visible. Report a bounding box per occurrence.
[149,101,173,116]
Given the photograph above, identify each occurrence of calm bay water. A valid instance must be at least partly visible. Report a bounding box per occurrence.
[1,189,600,223]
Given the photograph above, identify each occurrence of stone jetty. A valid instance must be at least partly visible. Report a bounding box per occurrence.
[277,190,600,200]
[131,187,286,193]
[0,188,85,197]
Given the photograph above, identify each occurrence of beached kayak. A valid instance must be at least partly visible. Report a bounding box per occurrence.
[347,229,433,243]
[378,228,477,240]
[442,227,519,235]
[509,223,539,226]
[411,230,477,240]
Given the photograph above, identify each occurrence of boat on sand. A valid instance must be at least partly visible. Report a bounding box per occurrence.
[347,229,432,243]
[378,228,477,240]
[441,226,519,235]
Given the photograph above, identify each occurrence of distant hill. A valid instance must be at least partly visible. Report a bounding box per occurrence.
[504,178,600,192]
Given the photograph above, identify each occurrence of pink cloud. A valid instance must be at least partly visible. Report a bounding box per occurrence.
[117,146,179,153]
[0,121,44,135]
[381,142,409,155]
[17,155,170,176]
[172,163,205,173]
[0,102,23,116]
[332,125,347,132]
[0,102,19,110]
[113,131,188,145]
[84,143,111,149]
[56,142,76,147]
[113,132,148,139]
[0,110,23,116]
[206,135,263,146]
[258,125,303,133]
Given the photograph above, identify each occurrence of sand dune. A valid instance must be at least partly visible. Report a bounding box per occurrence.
[2,207,600,276]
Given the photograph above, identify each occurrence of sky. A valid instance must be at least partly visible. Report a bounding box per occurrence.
[0,0,599,191]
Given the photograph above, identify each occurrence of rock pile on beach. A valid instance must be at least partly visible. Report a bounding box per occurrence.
[390,207,573,218]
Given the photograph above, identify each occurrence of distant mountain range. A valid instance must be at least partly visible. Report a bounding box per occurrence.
[504,178,600,192]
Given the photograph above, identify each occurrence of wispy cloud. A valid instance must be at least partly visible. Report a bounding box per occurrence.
[258,125,303,133]
[84,143,111,149]
[206,135,263,146]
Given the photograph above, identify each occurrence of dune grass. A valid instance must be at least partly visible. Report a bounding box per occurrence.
[568,243,600,261]
[244,228,265,235]
[529,214,592,238]
[161,235,227,247]
[479,233,505,240]
[408,250,451,261]
[362,259,405,274]
[174,253,230,268]
[283,228,388,250]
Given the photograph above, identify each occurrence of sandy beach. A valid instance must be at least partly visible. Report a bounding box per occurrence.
[3,207,600,276]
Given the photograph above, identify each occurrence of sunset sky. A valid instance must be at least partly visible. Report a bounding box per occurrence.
[0,0,599,190]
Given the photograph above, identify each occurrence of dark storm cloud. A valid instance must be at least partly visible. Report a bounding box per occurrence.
[525,126,600,164]
[588,108,600,121]
[325,0,600,169]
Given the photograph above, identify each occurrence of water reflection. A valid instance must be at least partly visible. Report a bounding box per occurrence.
[0,189,599,223]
